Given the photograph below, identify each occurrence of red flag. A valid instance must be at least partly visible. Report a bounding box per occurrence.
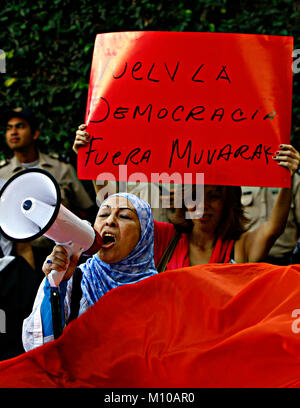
[1,262,300,388]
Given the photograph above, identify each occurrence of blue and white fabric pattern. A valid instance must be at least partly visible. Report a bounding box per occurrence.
[41,279,67,338]
[80,192,158,306]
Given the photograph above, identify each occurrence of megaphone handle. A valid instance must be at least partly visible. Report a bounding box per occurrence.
[48,269,67,288]
[47,243,83,340]
[50,287,63,340]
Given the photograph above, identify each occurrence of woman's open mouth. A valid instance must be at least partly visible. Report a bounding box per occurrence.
[102,232,116,248]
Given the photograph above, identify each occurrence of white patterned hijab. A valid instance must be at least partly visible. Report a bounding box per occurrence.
[80,193,157,306]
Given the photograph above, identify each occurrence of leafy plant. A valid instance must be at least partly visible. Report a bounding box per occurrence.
[0,0,299,160]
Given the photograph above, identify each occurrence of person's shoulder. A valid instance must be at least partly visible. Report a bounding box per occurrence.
[154,220,176,234]
[40,152,73,169]
[0,158,14,177]
[0,158,8,169]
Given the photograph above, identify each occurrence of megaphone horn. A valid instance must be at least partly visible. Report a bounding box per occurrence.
[0,168,102,286]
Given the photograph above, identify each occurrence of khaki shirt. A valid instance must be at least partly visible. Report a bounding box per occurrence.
[0,152,94,211]
[241,173,300,258]
[0,152,94,250]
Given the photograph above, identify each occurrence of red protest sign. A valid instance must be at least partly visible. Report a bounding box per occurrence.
[78,32,293,187]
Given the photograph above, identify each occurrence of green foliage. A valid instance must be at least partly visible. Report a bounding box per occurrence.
[0,0,299,160]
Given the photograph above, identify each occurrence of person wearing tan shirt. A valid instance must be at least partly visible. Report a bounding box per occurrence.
[241,173,300,265]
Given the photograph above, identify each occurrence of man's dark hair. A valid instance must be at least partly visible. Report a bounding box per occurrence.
[4,108,38,134]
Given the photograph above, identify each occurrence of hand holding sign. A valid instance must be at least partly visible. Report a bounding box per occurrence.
[272,144,300,175]
[73,124,90,154]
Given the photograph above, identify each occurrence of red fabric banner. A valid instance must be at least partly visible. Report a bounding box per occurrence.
[78,32,293,187]
[1,262,300,388]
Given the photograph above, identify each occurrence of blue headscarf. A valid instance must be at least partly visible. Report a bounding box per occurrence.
[80,193,158,306]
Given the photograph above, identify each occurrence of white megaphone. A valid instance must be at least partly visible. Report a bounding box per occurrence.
[0,168,102,287]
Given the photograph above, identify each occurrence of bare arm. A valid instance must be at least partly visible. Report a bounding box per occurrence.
[237,144,300,262]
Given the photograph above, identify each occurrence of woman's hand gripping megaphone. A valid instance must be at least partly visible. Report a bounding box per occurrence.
[43,224,104,287]
[43,244,81,287]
